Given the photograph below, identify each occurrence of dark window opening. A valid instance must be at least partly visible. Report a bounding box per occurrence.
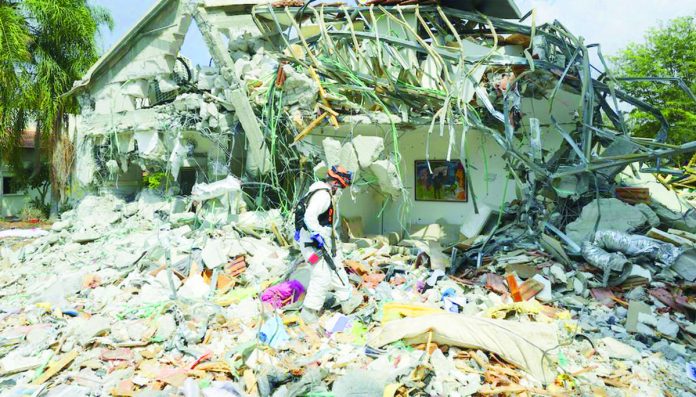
[178,168,197,196]
[2,177,18,194]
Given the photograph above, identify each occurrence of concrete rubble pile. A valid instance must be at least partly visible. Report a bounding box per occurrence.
[0,186,694,396]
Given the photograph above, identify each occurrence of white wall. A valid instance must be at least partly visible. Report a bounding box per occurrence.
[0,164,44,218]
[309,124,518,237]
[382,126,515,235]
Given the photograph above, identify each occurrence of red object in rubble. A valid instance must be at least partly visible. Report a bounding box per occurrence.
[506,274,523,302]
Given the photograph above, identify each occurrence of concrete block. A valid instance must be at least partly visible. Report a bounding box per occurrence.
[626,300,651,333]
[599,337,641,361]
[387,232,401,246]
[321,138,341,165]
[123,79,150,98]
[202,239,228,269]
[339,142,360,174]
[369,160,402,198]
[656,316,679,338]
[672,248,696,281]
[313,161,328,180]
[351,135,384,168]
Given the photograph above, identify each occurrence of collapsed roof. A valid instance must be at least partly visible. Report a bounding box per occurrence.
[68,0,696,239]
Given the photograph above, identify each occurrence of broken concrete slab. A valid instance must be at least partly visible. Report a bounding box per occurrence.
[201,239,228,269]
[351,135,385,168]
[532,274,552,302]
[565,198,652,245]
[281,64,318,109]
[369,160,403,199]
[339,140,360,175]
[671,248,696,281]
[72,230,100,244]
[656,316,679,338]
[322,138,342,167]
[74,316,111,345]
[599,337,641,361]
[459,205,493,239]
[626,301,652,333]
[0,351,51,376]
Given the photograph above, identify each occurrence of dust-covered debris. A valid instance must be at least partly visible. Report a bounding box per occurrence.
[4,0,695,396]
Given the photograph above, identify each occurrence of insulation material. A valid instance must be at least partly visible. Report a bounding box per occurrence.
[370,313,558,383]
[589,230,683,266]
[581,241,630,285]
[582,230,683,285]
[133,131,161,156]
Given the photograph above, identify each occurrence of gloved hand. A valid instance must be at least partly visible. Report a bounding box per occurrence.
[310,233,326,249]
[294,230,301,242]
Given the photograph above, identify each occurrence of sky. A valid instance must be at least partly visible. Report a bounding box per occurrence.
[93,0,695,67]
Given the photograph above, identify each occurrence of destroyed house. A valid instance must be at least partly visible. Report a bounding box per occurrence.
[68,0,696,243]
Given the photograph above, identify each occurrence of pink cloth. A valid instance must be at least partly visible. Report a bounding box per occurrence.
[261,280,306,308]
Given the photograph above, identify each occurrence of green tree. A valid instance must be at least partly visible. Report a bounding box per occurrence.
[0,0,112,213]
[612,15,696,153]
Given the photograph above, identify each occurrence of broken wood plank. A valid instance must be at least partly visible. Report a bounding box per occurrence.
[518,278,544,301]
[615,187,650,204]
[646,228,693,247]
[317,102,339,117]
[293,112,329,144]
[667,228,696,243]
[271,222,288,247]
[31,349,79,385]
[309,66,339,127]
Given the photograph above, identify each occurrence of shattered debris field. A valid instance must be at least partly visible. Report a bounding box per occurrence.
[2,0,696,396]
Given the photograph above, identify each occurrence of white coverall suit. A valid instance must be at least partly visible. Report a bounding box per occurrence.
[298,181,352,311]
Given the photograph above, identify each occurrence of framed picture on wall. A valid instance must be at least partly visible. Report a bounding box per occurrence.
[414,160,467,202]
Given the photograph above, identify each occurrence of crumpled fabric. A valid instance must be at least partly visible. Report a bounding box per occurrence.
[582,230,684,285]
[370,313,558,384]
[260,280,306,308]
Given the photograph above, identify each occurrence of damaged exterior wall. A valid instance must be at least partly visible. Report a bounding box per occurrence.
[70,0,234,197]
[3,2,695,393]
[67,0,696,245]
[69,0,277,200]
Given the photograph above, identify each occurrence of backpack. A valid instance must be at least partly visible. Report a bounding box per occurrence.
[294,188,331,233]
